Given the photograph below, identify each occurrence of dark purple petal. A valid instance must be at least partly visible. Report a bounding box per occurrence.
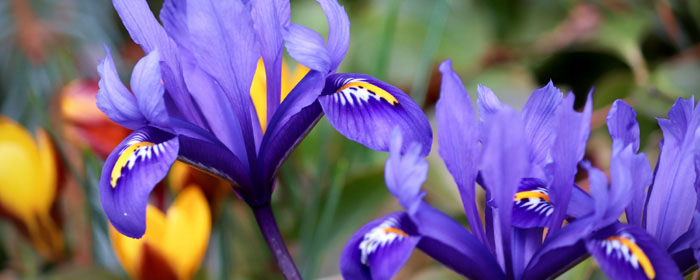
[258,102,323,196]
[251,0,285,120]
[340,212,419,280]
[282,23,331,74]
[130,50,169,127]
[522,237,588,280]
[546,91,592,234]
[512,227,544,279]
[96,46,145,129]
[586,223,683,280]
[436,60,487,245]
[185,0,260,167]
[480,106,528,273]
[521,81,563,168]
[318,0,349,71]
[319,73,432,156]
[259,72,326,183]
[512,178,554,229]
[112,0,205,126]
[100,127,179,238]
[385,130,427,214]
[607,100,641,152]
[646,97,700,248]
[412,202,506,280]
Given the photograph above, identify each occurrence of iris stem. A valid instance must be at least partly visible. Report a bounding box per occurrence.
[252,205,302,280]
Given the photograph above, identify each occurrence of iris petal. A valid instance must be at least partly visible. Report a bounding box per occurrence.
[512,178,554,229]
[100,127,179,238]
[319,73,432,156]
[340,212,420,280]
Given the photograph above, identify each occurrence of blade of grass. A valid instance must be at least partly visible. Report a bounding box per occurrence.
[410,0,450,107]
[372,0,401,80]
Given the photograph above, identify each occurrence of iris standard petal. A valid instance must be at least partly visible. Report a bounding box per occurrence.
[480,106,528,273]
[646,97,700,248]
[282,23,331,74]
[512,178,554,229]
[112,0,204,126]
[385,130,427,214]
[476,84,504,117]
[100,127,179,238]
[521,81,563,167]
[96,47,144,129]
[609,142,651,225]
[319,73,432,156]
[178,51,249,164]
[130,50,169,127]
[586,223,683,280]
[318,0,350,71]
[546,92,592,234]
[251,0,285,120]
[436,60,487,244]
[185,0,260,166]
[412,202,506,280]
[607,100,641,152]
[340,212,420,280]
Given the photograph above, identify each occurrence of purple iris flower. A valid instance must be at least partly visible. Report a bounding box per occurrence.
[97,0,430,278]
[565,98,700,278]
[340,60,687,280]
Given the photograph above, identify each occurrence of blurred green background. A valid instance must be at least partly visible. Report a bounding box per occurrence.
[0,0,699,279]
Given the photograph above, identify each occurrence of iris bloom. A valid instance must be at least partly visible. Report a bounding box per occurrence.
[341,60,685,279]
[98,0,430,277]
[566,98,700,277]
[0,116,63,260]
[111,186,210,280]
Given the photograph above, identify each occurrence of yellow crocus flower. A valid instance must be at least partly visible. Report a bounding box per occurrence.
[0,116,63,260]
[110,186,211,280]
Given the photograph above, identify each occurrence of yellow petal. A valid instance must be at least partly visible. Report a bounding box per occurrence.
[110,187,211,280]
[281,61,309,102]
[0,117,61,257]
[250,58,268,133]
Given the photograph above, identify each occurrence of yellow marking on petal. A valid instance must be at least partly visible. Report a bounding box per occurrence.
[110,186,211,280]
[110,142,155,188]
[336,81,399,105]
[383,227,409,237]
[514,191,550,202]
[606,236,655,279]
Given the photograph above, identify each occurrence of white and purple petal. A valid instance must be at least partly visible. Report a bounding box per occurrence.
[340,212,419,280]
[586,223,683,280]
[512,178,554,229]
[319,73,432,156]
[99,127,179,238]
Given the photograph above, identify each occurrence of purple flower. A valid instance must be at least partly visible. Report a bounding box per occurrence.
[97,0,431,241]
[340,60,688,279]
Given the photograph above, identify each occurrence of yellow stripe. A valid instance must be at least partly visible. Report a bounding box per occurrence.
[110,142,155,188]
[383,227,409,237]
[514,191,550,202]
[606,236,656,279]
[336,81,399,105]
